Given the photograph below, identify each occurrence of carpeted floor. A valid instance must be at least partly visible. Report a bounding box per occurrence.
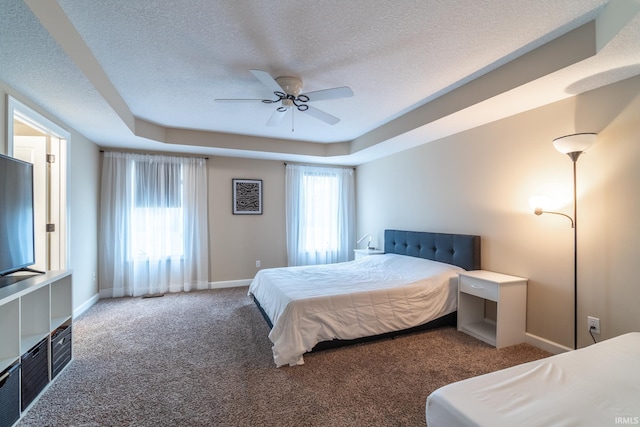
[17,287,550,427]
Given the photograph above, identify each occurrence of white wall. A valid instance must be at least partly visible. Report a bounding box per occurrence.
[356,75,640,349]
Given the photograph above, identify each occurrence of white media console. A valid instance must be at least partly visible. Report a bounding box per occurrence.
[0,270,73,425]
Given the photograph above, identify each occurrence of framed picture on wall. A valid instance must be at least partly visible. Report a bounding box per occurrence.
[232,179,262,215]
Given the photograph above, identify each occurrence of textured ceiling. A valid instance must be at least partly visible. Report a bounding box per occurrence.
[1,0,639,164]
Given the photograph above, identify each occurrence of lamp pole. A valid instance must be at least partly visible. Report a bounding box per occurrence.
[569,153,580,350]
[550,133,596,350]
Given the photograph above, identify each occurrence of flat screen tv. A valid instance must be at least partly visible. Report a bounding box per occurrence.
[0,153,36,282]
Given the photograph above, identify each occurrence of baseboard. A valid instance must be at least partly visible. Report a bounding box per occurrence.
[73,293,99,318]
[209,279,252,289]
[95,280,251,300]
[525,332,572,354]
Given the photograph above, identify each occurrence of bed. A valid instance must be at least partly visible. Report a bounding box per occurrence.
[425,332,640,427]
[249,229,481,367]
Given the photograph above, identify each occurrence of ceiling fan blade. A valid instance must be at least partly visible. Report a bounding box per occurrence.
[302,86,354,102]
[266,108,288,127]
[250,69,283,94]
[302,105,340,125]
[215,98,264,103]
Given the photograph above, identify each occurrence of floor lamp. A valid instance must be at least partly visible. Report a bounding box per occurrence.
[532,133,596,350]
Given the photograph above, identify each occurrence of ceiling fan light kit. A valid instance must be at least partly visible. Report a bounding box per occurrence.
[275,77,302,96]
[215,69,353,129]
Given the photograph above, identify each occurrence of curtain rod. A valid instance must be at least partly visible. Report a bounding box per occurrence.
[100,150,208,160]
[284,162,355,170]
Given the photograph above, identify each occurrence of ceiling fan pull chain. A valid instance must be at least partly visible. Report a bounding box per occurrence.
[291,109,295,132]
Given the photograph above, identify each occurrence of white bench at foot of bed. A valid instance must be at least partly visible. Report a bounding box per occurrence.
[426,332,640,427]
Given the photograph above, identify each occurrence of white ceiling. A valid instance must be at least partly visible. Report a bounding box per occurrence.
[1,0,639,165]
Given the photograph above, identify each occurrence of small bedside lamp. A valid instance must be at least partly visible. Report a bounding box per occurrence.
[357,234,373,249]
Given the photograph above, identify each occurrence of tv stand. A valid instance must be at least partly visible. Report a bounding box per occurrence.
[0,270,73,424]
[0,266,45,277]
[15,267,45,275]
[0,268,45,290]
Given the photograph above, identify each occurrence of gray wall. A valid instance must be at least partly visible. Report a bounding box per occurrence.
[208,156,287,282]
[356,74,640,350]
[68,132,100,309]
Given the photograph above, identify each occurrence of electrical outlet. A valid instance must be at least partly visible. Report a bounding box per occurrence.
[256,260,261,268]
[587,316,600,334]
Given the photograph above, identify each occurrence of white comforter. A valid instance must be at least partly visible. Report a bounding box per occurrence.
[248,254,462,367]
[426,332,640,427]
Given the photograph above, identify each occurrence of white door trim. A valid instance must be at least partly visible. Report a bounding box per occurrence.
[7,95,70,270]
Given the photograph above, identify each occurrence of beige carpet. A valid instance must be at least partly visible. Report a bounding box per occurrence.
[17,287,550,426]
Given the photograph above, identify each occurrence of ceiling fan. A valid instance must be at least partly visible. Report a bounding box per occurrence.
[215,70,354,128]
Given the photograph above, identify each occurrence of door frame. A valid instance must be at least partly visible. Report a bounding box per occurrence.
[7,95,70,270]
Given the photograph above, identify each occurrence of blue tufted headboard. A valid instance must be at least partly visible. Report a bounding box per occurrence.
[384,229,481,271]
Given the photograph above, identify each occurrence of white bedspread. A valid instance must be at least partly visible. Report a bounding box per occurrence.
[426,332,640,427]
[248,253,462,367]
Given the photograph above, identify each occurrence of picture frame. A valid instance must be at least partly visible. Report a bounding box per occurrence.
[232,179,262,215]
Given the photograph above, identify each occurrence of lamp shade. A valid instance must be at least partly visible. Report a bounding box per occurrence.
[552,133,596,154]
[357,234,372,245]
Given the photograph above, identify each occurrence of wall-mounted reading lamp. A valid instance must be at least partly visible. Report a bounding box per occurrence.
[531,132,596,350]
[357,234,373,249]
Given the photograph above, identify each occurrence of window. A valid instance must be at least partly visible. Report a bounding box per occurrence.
[131,161,184,260]
[301,172,339,252]
[286,164,355,266]
[99,152,209,297]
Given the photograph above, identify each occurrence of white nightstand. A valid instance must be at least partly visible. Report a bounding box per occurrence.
[457,270,527,348]
[353,248,385,259]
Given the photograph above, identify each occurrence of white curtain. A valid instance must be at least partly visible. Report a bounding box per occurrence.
[99,152,209,297]
[285,164,355,266]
